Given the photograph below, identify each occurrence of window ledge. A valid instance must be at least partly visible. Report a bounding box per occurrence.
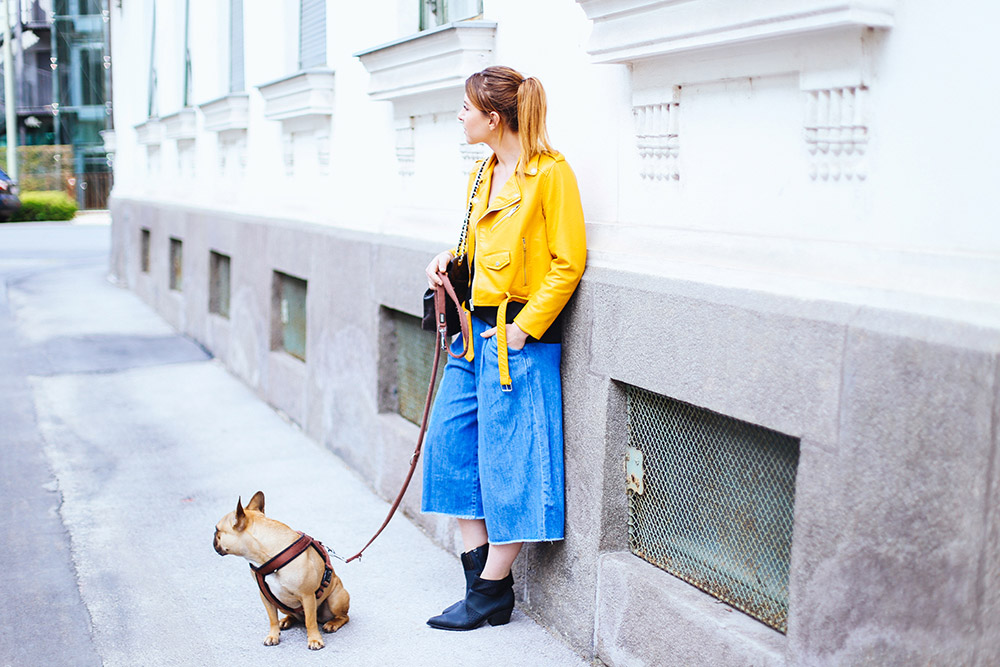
[161,108,197,141]
[199,93,249,132]
[134,118,163,145]
[257,69,335,122]
[355,21,496,114]
[578,0,895,63]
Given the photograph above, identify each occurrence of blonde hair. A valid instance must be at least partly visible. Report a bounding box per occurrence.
[465,66,554,173]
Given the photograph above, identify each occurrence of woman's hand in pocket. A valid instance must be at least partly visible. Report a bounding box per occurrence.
[481,322,528,351]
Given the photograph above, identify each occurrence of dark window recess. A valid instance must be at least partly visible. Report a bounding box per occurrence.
[274,271,307,361]
[298,0,326,69]
[229,0,245,92]
[140,228,150,273]
[209,251,231,318]
[419,0,483,30]
[624,385,800,633]
[169,238,183,291]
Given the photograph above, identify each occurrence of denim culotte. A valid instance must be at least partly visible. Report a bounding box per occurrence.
[421,314,565,544]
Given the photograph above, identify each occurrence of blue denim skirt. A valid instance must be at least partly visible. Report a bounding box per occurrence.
[421,314,565,544]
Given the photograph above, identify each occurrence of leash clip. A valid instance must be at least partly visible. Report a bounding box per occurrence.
[325,545,346,562]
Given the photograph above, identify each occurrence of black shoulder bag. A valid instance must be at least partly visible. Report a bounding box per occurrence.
[422,159,489,335]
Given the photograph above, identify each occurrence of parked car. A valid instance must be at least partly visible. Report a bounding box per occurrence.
[0,168,21,221]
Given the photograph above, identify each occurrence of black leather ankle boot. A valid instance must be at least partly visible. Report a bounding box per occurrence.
[426,573,515,631]
[461,544,490,592]
[440,543,490,615]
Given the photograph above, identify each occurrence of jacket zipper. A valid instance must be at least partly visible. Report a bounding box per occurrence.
[522,237,527,285]
[490,204,520,231]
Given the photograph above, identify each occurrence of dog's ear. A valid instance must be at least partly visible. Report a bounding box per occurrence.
[234,497,248,532]
[247,491,265,515]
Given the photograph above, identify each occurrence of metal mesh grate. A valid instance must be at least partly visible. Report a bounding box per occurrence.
[624,386,799,633]
[209,251,231,319]
[275,272,307,361]
[169,238,182,291]
[391,312,443,426]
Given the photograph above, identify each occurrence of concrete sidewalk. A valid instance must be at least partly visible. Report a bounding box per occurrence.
[0,222,588,667]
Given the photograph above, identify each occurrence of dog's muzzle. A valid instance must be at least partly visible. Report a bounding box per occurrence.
[213,529,227,556]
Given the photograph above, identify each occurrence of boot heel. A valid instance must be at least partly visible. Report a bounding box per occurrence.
[487,609,512,626]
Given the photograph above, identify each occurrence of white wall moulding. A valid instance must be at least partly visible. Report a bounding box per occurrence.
[804,85,868,181]
[577,0,896,63]
[257,69,336,122]
[199,93,250,132]
[355,21,496,116]
[161,108,197,141]
[134,118,163,145]
[396,118,415,178]
[218,130,248,182]
[460,142,489,175]
[634,88,680,181]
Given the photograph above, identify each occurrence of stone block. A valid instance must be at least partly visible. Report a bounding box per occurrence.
[596,552,785,666]
[976,357,1000,666]
[586,266,847,444]
[788,315,997,664]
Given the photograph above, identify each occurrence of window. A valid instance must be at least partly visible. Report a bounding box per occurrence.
[380,309,443,425]
[169,238,183,291]
[209,251,231,318]
[624,385,799,633]
[273,271,307,361]
[419,0,482,31]
[298,0,326,69]
[229,0,244,92]
[140,228,150,273]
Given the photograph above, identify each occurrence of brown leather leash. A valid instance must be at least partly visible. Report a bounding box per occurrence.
[251,532,334,614]
[345,272,469,563]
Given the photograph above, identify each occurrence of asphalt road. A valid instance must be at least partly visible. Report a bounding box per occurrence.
[0,220,588,667]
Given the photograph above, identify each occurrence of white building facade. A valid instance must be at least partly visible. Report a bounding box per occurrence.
[108,1,1000,664]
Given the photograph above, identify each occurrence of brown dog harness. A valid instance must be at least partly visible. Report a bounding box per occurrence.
[250,532,333,615]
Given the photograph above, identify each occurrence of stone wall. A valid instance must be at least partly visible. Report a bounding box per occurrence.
[111,197,1000,665]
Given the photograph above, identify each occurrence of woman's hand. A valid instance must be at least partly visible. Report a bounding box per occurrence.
[425,250,455,288]
[481,322,529,351]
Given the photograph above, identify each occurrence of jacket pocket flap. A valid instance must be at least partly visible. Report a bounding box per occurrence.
[483,251,511,270]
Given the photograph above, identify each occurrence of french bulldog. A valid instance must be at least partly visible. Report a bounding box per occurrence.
[214,491,350,649]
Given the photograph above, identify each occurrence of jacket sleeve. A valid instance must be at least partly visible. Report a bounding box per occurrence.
[513,159,587,338]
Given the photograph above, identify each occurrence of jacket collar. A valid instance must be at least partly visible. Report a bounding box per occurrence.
[474,152,545,219]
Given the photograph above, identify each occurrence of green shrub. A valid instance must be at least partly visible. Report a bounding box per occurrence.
[9,190,78,222]
[0,145,75,195]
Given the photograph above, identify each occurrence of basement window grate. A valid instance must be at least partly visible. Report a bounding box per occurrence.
[383,309,443,426]
[209,251,231,319]
[624,385,799,633]
[273,271,307,361]
[140,228,150,273]
[169,238,182,291]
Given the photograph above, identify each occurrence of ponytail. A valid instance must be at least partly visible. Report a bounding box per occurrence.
[465,66,554,174]
[516,77,553,169]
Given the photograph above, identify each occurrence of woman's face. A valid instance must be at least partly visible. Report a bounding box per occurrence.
[459,95,493,145]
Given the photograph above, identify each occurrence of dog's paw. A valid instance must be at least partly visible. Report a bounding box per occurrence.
[279,616,297,630]
[263,634,280,647]
[308,637,325,650]
[323,617,348,633]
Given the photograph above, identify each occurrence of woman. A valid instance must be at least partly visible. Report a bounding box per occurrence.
[422,66,586,631]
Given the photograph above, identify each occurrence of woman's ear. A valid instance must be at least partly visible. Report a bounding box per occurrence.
[489,111,501,129]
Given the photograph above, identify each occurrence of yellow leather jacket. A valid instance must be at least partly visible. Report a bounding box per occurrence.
[461,151,587,388]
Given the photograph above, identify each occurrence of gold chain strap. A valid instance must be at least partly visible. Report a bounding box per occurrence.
[455,159,489,257]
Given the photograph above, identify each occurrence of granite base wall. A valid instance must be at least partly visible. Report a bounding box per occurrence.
[110,198,1000,666]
